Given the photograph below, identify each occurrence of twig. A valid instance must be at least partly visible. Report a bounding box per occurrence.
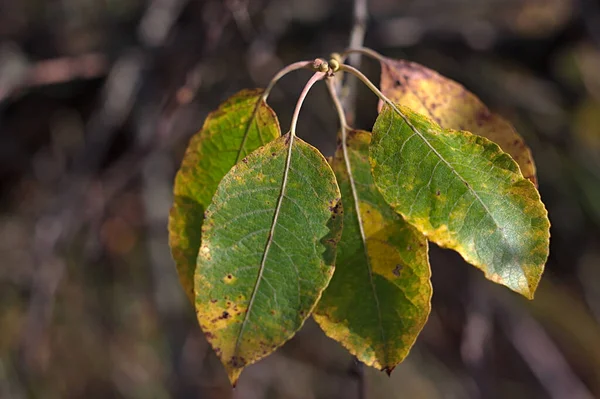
[495,295,594,399]
[347,0,369,69]
[226,0,256,41]
[460,280,493,398]
[339,0,368,125]
[580,0,600,51]
[341,0,369,395]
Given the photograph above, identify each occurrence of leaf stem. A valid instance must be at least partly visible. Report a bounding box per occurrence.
[289,71,327,136]
[262,61,314,102]
[341,46,386,64]
[339,63,421,134]
[338,63,387,102]
[236,61,312,163]
[326,76,388,367]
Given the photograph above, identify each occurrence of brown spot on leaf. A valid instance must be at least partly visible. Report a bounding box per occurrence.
[393,264,403,276]
[242,157,248,164]
[328,199,342,214]
[231,356,246,367]
[219,311,230,319]
[436,190,440,196]
[475,109,493,127]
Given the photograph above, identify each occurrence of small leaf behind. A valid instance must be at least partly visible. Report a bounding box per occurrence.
[370,105,550,299]
[378,57,538,185]
[314,130,431,372]
[196,134,342,385]
[169,89,280,302]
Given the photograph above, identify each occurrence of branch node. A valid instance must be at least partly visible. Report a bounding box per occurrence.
[312,58,329,73]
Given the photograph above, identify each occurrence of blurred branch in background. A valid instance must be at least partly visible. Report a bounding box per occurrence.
[339,0,368,125]
[0,49,108,103]
[495,292,594,399]
[1,0,600,398]
[19,48,145,377]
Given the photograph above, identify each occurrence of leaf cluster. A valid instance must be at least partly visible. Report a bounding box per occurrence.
[168,52,550,385]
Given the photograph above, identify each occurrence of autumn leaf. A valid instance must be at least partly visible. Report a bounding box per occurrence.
[370,104,550,299]
[378,57,538,185]
[314,130,431,373]
[196,134,342,385]
[169,89,280,302]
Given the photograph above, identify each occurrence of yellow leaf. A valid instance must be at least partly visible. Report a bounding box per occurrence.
[378,57,538,186]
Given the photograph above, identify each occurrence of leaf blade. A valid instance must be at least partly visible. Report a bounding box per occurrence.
[370,105,549,299]
[378,58,538,185]
[196,134,342,384]
[314,130,431,372]
[169,89,280,302]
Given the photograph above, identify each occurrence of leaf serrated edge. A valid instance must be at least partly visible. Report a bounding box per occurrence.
[225,72,328,385]
[373,105,549,299]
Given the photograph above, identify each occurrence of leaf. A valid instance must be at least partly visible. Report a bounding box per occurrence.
[169,89,280,303]
[314,130,431,373]
[370,104,550,299]
[196,134,342,385]
[378,57,538,186]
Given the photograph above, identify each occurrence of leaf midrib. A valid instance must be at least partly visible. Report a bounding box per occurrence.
[383,104,512,256]
[235,96,266,164]
[233,135,295,360]
[343,137,389,366]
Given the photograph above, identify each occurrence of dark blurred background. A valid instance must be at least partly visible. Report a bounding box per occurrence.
[1,0,600,398]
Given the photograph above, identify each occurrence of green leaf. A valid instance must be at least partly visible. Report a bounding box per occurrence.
[169,89,280,303]
[378,57,538,186]
[314,130,431,373]
[196,134,342,385]
[370,104,550,299]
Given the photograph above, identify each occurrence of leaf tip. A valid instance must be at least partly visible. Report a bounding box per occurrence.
[384,366,395,376]
[521,285,536,300]
[227,367,243,387]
